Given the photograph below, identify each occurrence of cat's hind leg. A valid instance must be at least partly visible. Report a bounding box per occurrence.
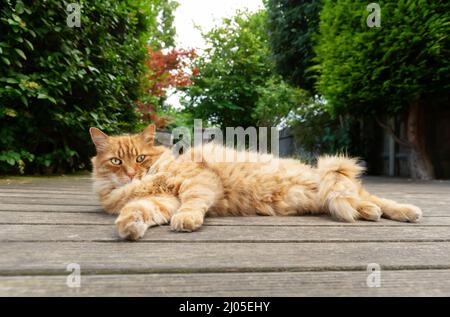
[360,190,422,222]
[115,195,180,240]
[317,155,382,222]
[317,155,422,223]
[320,180,383,222]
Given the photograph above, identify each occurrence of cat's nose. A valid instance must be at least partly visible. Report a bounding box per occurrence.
[127,172,136,180]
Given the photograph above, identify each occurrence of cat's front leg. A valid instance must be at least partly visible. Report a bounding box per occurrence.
[115,195,180,241]
[100,173,169,214]
[170,172,221,232]
[170,210,205,232]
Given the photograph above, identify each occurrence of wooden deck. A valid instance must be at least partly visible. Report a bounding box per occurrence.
[0,175,449,296]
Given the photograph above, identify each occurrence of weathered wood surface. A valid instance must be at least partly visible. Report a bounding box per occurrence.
[2,270,450,297]
[2,224,450,242]
[1,242,450,274]
[0,175,449,296]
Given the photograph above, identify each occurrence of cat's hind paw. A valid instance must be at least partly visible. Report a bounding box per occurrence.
[383,203,423,223]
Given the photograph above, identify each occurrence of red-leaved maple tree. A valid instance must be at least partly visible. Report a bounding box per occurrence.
[145,47,198,96]
[137,47,198,128]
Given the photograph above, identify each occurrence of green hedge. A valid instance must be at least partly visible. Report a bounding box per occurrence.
[0,0,159,174]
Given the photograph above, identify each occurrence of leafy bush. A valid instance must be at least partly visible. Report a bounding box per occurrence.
[315,0,450,117]
[0,0,170,174]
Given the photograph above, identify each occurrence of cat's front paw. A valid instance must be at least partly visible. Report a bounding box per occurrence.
[170,211,204,232]
[115,208,151,241]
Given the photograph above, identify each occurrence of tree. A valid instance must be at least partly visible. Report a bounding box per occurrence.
[315,0,450,179]
[183,10,307,129]
[148,0,179,49]
[0,0,177,174]
[184,11,271,128]
[254,78,309,127]
[138,47,198,129]
[266,0,322,93]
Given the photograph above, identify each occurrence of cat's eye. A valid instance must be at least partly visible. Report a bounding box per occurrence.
[136,155,146,163]
[110,158,122,165]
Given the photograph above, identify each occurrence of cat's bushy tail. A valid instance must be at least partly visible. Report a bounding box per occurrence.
[317,155,365,222]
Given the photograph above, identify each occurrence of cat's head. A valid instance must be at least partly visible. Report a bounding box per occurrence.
[90,124,163,187]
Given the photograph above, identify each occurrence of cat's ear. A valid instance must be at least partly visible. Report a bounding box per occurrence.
[89,127,109,153]
[141,124,156,145]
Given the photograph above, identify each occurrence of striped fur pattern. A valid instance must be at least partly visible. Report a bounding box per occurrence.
[90,125,422,241]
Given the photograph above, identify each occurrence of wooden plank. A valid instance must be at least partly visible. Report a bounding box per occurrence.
[0,183,91,191]
[0,242,449,274]
[0,180,91,188]
[0,212,113,224]
[0,189,93,195]
[205,216,450,226]
[0,204,102,213]
[3,189,450,199]
[0,191,96,199]
[6,194,449,204]
[1,212,449,226]
[1,201,447,216]
[0,175,90,181]
[0,185,91,191]
[1,224,449,242]
[1,270,449,296]
[0,177,448,215]
[0,197,99,206]
[0,192,96,200]
[1,176,448,191]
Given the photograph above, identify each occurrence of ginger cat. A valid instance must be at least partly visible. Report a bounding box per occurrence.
[90,124,422,241]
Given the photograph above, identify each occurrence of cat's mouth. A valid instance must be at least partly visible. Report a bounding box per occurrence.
[110,175,131,187]
[110,174,145,187]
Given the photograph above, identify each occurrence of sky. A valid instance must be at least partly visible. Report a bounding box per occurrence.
[173,0,264,50]
[167,0,264,108]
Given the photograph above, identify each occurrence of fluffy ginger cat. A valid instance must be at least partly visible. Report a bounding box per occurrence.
[90,124,422,241]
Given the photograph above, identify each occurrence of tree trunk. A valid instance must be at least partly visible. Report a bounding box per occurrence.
[406,100,435,180]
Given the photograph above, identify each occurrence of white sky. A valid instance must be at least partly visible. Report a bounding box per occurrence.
[173,0,264,50]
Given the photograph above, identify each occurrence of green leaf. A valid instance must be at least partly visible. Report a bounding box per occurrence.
[5,108,18,117]
[5,78,19,84]
[1,57,10,65]
[15,1,25,14]
[37,93,57,104]
[15,48,26,60]
[12,14,21,23]
[24,39,34,50]
[20,95,28,106]
[88,66,100,73]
